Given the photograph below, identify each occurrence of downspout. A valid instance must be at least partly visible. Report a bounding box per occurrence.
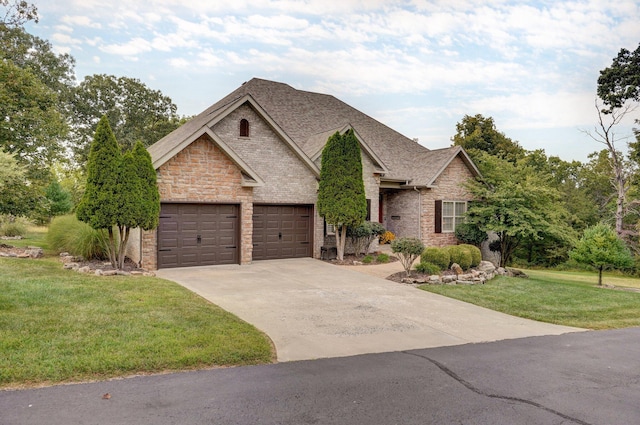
[413,186,421,241]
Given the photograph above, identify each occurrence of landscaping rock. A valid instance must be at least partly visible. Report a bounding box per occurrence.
[506,268,528,278]
[26,247,43,258]
[77,266,91,274]
[477,261,496,273]
[63,262,79,270]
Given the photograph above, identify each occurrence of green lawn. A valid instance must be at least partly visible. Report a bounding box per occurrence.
[420,271,640,330]
[525,268,640,289]
[0,232,274,388]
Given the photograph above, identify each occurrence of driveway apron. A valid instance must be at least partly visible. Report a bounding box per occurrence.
[156,258,583,362]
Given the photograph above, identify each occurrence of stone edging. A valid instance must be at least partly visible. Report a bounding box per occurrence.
[401,261,528,285]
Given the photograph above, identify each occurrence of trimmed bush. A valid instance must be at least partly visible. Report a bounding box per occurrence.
[421,247,450,270]
[392,237,425,276]
[447,245,472,270]
[459,244,482,267]
[362,255,373,264]
[415,261,441,275]
[376,253,390,263]
[47,214,109,259]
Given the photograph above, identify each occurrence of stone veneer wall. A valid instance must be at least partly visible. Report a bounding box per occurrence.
[212,104,323,258]
[141,136,254,270]
[420,155,475,247]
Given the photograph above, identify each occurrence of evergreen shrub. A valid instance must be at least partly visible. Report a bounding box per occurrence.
[447,245,472,270]
[421,247,450,270]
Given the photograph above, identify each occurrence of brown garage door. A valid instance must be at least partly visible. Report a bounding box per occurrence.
[252,205,312,261]
[157,203,239,268]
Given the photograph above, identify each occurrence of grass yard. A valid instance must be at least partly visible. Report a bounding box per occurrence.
[420,271,640,330]
[525,268,640,289]
[0,241,274,388]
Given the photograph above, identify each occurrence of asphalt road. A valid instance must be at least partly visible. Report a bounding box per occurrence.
[2,328,639,425]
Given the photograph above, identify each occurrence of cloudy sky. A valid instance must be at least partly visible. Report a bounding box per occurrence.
[26,0,640,162]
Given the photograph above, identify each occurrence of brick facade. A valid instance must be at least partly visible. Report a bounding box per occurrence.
[420,156,475,247]
[140,136,254,270]
[212,105,323,258]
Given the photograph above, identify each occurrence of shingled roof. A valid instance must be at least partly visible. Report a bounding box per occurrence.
[149,78,480,186]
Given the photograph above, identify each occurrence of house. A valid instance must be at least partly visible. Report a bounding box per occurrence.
[127,78,481,269]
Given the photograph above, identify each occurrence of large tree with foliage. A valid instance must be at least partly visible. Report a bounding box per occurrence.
[318,129,367,261]
[451,114,525,163]
[69,74,182,165]
[597,43,640,111]
[569,223,634,286]
[586,43,640,237]
[1,0,38,27]
[465,152,576,267]
[0,59,66,170]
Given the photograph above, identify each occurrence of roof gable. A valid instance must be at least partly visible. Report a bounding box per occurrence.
[305,124,389,174]
[148,92,320,180]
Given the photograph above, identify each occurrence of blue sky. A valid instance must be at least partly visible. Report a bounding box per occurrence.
[26,0,640,162]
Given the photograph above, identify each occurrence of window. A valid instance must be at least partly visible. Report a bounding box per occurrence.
[435,200,467,233]
[239,119,250,137]
[326,223,336,235]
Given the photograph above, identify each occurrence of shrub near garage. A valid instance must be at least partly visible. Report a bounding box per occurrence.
[421,247,450,270]
[459,244,482,267]
[415,261,441,275]
[447,245,472,270]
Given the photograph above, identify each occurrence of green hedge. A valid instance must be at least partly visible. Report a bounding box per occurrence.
[421,247,450,270]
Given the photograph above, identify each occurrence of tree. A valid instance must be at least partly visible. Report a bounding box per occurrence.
[131,141,160,232]
[77,117,161,269]
[69,74,181,165]
[0,59,67,171]
[0,149,23,191]
[391,237,424,276]
[569,223,634,286]
[1,0,38,27]
[590,44,640,237]
[597,43,640,111]
[39,180,73,222]
[465,152,576,267]
[451,114,525,162]
[0,148,29,216]
[318,129,367,260]
[76,116,122,268]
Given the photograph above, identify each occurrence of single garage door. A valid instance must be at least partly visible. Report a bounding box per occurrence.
[157,203,239,268]
[252,205,312,261]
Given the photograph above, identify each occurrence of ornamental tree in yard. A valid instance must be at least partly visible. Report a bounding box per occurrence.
[318,129,367,260]
[77,116,160,269]
[569,223,634,286]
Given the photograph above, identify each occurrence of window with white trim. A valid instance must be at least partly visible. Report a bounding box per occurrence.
[441,201,467,233]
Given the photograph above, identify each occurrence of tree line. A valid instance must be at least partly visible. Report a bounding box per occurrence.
[454,42,639,268]
[0,1,186,222]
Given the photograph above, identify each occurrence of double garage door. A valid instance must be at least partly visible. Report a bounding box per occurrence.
[157,203,312,268]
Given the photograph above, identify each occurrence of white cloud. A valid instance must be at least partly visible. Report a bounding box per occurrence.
[61,15,102,28]
[100,37,153,57]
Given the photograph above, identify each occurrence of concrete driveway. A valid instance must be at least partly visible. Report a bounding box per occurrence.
[156,258,582,362]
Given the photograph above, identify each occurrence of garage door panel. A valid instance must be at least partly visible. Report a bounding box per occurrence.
[158,203,239,269]
[252,204,312,261]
